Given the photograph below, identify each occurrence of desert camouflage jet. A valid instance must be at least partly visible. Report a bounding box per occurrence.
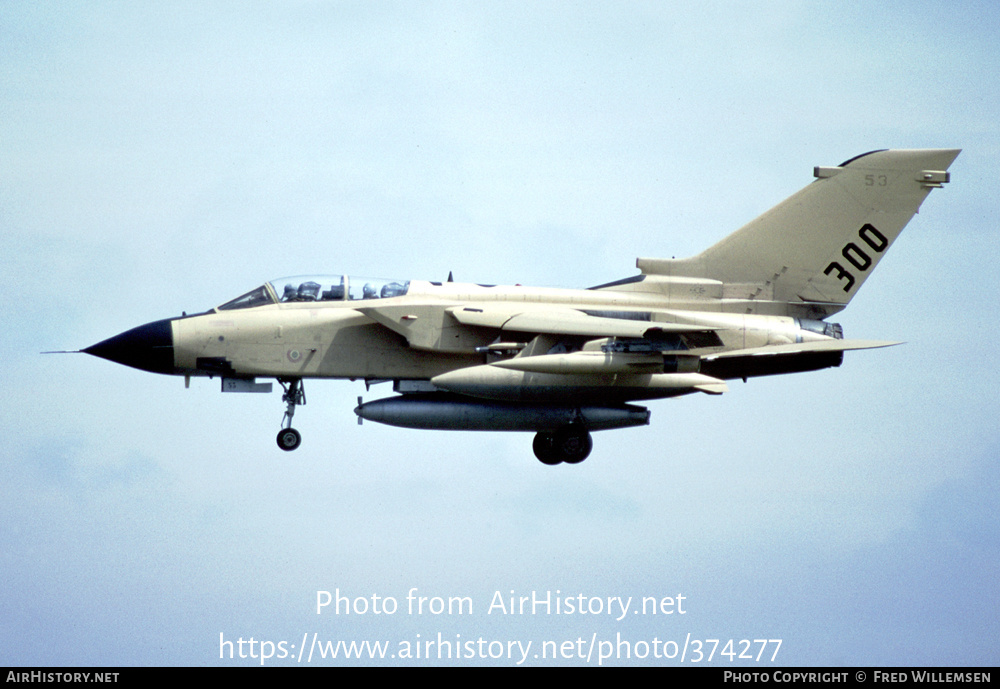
[81,148,959,464]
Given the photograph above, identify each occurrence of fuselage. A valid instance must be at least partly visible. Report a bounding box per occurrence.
[135,276,842,399]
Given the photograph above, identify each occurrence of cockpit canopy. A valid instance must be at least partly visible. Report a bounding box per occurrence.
[217,275,410,311]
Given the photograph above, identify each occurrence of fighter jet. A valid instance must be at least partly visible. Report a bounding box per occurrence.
[80,149,959,464]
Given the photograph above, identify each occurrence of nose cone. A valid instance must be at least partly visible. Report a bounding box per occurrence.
[83,318,177,374]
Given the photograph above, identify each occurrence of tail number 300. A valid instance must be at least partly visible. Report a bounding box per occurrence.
[823,224,889,292]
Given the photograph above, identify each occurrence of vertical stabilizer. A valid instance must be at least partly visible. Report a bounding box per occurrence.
[637,149,960,314]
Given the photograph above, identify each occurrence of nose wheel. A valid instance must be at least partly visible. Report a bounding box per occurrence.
[276,427,301,451]
[276,378,305,451]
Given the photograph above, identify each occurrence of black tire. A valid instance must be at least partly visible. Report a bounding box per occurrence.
[276,427,302,451]
[533,432,562,465]
[556,428,592,464]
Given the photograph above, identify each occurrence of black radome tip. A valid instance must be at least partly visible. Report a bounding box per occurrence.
[83,318,176,374]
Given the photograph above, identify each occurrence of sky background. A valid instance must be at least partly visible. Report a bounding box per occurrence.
[2,1,998,666]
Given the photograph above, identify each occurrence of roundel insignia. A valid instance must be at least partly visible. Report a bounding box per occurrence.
[287,349,301,363]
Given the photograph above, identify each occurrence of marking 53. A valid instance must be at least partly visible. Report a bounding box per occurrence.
[823,224,889,292]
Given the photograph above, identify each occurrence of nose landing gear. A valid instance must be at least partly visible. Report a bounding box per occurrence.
[276,378,305,451]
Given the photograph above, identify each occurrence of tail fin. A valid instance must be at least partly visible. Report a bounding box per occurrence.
[638,149,960,315]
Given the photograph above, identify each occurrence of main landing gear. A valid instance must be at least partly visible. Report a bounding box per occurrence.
[532,427,593,465]
[276,377,305,451]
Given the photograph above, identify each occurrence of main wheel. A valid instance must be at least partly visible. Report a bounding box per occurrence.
[555,428,592,464]
[533,432,562,465]
[276,427,302,451]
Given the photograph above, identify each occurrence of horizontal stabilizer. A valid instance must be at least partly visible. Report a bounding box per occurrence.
[702,339,901,361]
